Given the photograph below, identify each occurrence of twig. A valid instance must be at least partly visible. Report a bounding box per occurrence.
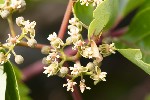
[111,26,128,37]
[17,41,49,49]
[58,0,73,39]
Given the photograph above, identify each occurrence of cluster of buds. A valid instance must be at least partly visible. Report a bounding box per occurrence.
[42,16,116,93]
[0,16,37,65]
[16,16,37,47]
[0,0,26,19]
[79,0,104,6]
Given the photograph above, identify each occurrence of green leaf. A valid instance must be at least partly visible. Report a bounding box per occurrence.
[4,61,20,100]
[88,0,114,40]
[73,1,94,27]
[13,66,31,100]
[117,49,150,75]
[116,8,150,63]
[119,0,145,17]
[104,0,119,30]
[0,0,4,4]
[0,65,7,100]
[139,0,150,11]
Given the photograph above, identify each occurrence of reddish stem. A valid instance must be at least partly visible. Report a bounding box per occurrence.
[58,0,73,39]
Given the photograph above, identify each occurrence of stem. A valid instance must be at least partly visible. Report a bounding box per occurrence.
[5,32,26,56]
[58,0,73,39]
[7,15,16,38]
[17,41,49,49]
[66,51,81,61]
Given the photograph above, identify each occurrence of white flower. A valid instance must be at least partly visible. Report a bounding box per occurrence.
[68,25,80,36]
[43,61,58,77]
[109,43,116,54]
[69,18,79,26]
[47,32,64,49]
[0,52,10,64]
[82,46,93,59]
[5,34,20,46]
[47,32,57,41]
[10,0,26,9]
[79,79,91,93]
[46,51,60,61]
[90,71,107,81]
[63,79,77,92]
[70,64,88,76]
[24,20,36,35]
[16,16,24,27]
[93,0,103,6]
[72,40,85,50]
[80,0,92,6]
[99,72,107,81]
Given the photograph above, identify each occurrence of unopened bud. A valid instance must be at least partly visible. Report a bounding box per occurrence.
[86,62,94,71]
[41,46,50,54]
[27,38,37,47]
[0,9,10,19]
[42,57,50,65]
[16,16,24,27]
[58,67,68,77]
[66,37,72,45]
[15,55,24,64]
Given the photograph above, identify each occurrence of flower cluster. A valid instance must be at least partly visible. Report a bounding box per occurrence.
[0,16,37,64]
[80,0,104,6]
[42,16,116,93]
[0,0,26,19]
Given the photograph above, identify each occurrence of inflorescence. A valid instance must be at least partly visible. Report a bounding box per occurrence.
[0,0,116,93]
[41,16,116,93]
[0,0,37,64]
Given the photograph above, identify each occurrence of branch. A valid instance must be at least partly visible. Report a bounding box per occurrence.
[17,41,49,49]
[58,0,73,39]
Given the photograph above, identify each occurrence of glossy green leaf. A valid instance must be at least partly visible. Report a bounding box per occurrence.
[0,65,7,100]
[119,0,145,17]
[117,49,150,75]
[73,1,94,27]
[88,0,114,40]
[116,8,150,63]
[4,61,20,100]
[104,0,119,30]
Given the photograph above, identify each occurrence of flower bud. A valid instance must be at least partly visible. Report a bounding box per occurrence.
[42,57,50,65]
[58,67,69,77]
[27,38,37,47]
[86,62,94,71]
[60,67,68,74]
[15,55,24,64]
[16,16,24,27]
[0,9,10,19]
[41,46,50,54]
[66,37,72,45]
